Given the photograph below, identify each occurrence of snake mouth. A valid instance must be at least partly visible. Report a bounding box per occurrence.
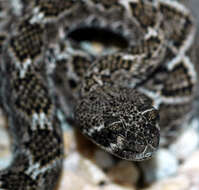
[115,144,157,161]
[67,26,129,55]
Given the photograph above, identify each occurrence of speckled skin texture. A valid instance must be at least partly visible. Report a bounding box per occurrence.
[0,0,197,189]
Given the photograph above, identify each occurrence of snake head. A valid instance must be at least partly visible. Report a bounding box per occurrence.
[75,87,160,161]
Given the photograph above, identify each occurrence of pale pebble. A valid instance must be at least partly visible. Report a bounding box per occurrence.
[139,149,178,183]
[94,150,115,169]
[63,130,76,157]
[64,150,108,185]
[0,155,12,170]
[58,170,136,190]
[107,160,139,185]
[180,150,199,172]
[146,170,199,190]
[169,118,199,160]
[78,157,108,185]
[146,175,190,190]
[0,120,11,170]
[58,171,99,190]
[104,184,136,190]
[64,152,81,171]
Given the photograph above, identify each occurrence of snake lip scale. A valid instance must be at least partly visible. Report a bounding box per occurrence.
[0,0,197,189]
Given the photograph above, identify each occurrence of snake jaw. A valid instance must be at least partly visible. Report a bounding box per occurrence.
[107,121,160,161]
[86,123,160,161]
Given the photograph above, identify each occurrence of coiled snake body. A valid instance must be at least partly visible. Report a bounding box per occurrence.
[0,0,197,189]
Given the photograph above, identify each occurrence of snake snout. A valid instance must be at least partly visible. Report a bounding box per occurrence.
[115,125,160,161]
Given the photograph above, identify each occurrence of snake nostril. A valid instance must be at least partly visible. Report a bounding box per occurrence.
[134,143,146,154]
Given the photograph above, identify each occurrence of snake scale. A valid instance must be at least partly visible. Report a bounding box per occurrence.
[0,0,197,189]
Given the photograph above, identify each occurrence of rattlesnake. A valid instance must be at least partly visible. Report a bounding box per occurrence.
[0,0,197,189]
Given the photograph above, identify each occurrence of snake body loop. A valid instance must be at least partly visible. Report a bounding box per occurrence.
[0,0,197,189]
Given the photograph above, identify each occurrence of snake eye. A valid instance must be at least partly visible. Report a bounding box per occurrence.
[104,116,120,127]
